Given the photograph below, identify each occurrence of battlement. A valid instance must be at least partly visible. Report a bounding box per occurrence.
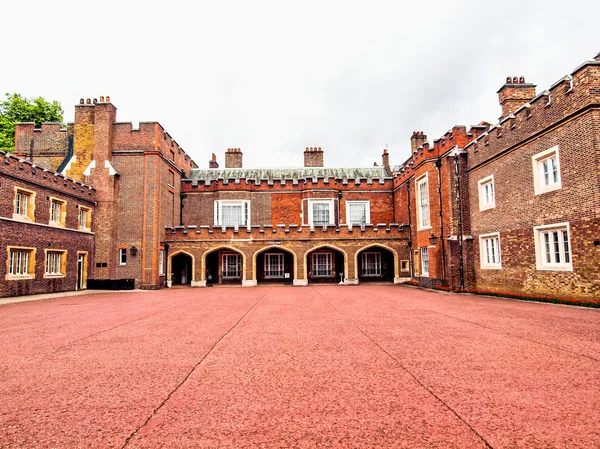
[1,150,96,200]
[466,55,600,170]
[165,223,409,241]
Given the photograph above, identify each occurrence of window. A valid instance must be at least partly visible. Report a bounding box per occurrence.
[45,250,66,277]
[312,252,332,277]
[264,252,284,278]
[159,249,165,275]
[119,248,127,266]
[420,247,429,277]
[78,206,91,231]
[401,260,409,272]
[346,201,370,226]
[7,247,36,280]
[532,146,562,195]
[49,197,66,227]
[479,233,501,269]
[222,253,241,278]
[478,175,495,211]
[214,200,250,227]
[361,252,381,276]
[308,199,334,227]
[13,187,35,222]
[416,174,430,229]
[534,223,572,271]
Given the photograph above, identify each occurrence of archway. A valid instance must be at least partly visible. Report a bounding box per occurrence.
[356,245,396,283]
[255,247,295,284]
[204,247,244,285]
[306,245,346,284]
[171,252,193,286]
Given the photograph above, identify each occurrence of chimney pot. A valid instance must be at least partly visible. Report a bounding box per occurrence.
[93,98,98,104]
[79,98,84,105]
[512,76,518,84]
[519,76,525,84]
[506,76,512,84]
[100,96,104,102]
[106,96,110,103]
[86,98,91,104]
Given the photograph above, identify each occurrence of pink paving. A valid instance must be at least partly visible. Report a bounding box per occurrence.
[0,286,598,448]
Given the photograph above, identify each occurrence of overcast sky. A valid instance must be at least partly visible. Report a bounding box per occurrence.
[3,1,599,169]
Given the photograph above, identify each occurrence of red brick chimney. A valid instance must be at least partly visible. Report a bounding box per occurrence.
[304,147,323,167]
[498,76,536,119]
[410,131,427,153]
[381,149,390,175]
[225,148,243,168]
[209,153,219,168]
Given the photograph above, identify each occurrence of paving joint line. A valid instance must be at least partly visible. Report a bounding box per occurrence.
[312,287,494,449]
[427,309,599,363]
[120,290,271,449]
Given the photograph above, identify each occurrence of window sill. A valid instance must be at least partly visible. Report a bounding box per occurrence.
[48,221,66,228]
[417,226,432,232]
[479,204,496,211]
[6,274,35,281]
[536,264,573,272]
[44,273,66,279]
[480,265,502,270]
[12,214,34,223]
[534,184,562,196]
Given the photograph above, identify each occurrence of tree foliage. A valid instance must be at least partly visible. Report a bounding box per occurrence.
[0,93,63,152]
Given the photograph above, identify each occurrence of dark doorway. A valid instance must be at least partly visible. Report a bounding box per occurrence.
[357,246,395,282]
[307,248,345,284]
[256,250,294,284]
[171,253,192,285]
[205,250,243,285]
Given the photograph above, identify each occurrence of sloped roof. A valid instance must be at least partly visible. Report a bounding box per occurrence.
[187,167,389,185]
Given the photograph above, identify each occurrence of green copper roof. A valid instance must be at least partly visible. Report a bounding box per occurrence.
[187,167,389,185]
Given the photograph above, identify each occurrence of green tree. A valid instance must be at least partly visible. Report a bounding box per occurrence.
[0,93,63,152]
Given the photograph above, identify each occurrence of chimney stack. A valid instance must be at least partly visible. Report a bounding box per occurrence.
[497,76,536,119]
[381,149,391,175]
[225,148,243,168]
[209,153,219,169]
[410,131,427,153]
[304,146,324,167]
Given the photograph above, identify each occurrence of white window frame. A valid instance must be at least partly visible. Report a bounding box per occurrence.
[534,222,572,271]
[214,200,251,227]
[532,146,562,195]
[264,252,285,279]
[478,175,495,211]
[7,246,36,280]
[346,201,370,226]
[49,197,66,227]
[415,173,430,230]
[308,199,335,227]
[13,187,35,222]
[361,252,382,276]
[119,248,127,266]
[420,247,429,277]
[479,232,502,269]
[78,206,91,231]
[311,252,333,277]
[159,249,165,275]
[222,253,242,279]
[45,250,66,278]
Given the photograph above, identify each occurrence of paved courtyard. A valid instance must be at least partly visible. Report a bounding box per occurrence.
[0,286,598,448]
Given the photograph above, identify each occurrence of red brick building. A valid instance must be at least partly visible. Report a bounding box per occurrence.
[0,150,96,297]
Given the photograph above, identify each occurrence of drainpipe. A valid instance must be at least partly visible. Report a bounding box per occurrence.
[180,192,186,226]
[435,158,447,280]
[406,182,414,278]
[453,154,464,290]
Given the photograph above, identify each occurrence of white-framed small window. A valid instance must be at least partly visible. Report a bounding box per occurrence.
[308,199,335,227]
[532,146,562,195]
[534,222,572,271]
[49,197,66,227]
[119,248,127,266]
[222,253,242,278]
[420,247,429,277]
[416,173,430,230]
[479,232,501,269]
[264,252,284,278]
[6,246,36,280]
[159,249,165,275]
[346,201,370,225]
[400,260,409,272]
[478,175,495,211]
[13,187,35,222]
[311,252,332,277]
[45,250,67,278]
[361,252,381,276]
[78,206,92,231]
[214,200,250,227]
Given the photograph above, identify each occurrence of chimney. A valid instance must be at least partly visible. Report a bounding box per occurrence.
[209,153,219,169]
[497,76,536,119]
[381,149,391,175]
[410,131,427,153]
[304,146,324,167]
[225,148,243,168]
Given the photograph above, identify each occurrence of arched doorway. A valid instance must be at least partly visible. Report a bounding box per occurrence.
[255,247,295,284]
[171,252,193,286]
[205,247,244,285]
[306,246,345,284]
[356,245,395,283]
